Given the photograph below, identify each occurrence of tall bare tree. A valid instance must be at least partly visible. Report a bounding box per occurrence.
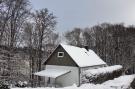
[33,8,57,86]
[0,0,31,83]
[7,0,30,47]
[23,22,36,87]
[0,0,10,45]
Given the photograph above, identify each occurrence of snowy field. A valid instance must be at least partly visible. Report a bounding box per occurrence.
[12,74,135,89]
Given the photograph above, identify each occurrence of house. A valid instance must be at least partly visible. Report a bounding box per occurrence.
[34,44,107,87]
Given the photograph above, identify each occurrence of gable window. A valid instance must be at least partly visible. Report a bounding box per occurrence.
[58,52,64,57]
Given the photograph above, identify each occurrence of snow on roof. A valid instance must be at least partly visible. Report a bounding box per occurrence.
[83,65,122,77]
[60,44,106,67]
[34,69,71,78]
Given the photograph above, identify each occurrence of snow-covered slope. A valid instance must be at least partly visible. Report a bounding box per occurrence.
[102,74,135,89]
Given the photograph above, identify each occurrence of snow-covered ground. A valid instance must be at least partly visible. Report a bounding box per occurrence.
[81,74,135,89]
[12,74,135,89]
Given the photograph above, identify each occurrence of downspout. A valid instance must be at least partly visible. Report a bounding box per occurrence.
[44,65,46,87]
[78,67,81,87]
[55,78,56,88]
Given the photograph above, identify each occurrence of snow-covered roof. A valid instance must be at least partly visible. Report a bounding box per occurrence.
[60,44,106,67]
[34,69,71,78]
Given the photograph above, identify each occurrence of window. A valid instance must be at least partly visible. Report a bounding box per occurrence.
[58,52,64,57]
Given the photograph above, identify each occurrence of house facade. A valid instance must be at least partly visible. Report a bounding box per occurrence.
[35,44,107,87]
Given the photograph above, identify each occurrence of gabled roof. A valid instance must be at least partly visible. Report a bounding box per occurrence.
[60,44,106,67]
[44,44,106,67]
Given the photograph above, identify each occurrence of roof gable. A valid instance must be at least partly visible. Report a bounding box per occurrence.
[44,44,106,67]
[44,45,79,67]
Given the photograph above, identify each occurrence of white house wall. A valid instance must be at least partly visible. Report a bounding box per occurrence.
[46,65,79,87]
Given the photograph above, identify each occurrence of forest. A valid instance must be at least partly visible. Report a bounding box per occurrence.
[0,0,135,87]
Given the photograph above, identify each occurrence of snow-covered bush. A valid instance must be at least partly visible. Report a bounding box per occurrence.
[15,81,28,88]
[82,65,123,84]
[0,81,10,89]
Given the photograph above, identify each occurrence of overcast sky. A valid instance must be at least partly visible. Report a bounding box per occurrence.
[30,0,135,33]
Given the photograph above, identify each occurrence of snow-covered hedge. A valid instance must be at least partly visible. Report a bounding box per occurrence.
[15,81,28,88]
[82,65,123,84]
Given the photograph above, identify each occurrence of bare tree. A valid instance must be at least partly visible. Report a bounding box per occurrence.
[7,0,30,47]
[0,0,31,46]
[33,8,57,86]
[0,0,31,84]
[0,0,10,45]
[23,22,36,87]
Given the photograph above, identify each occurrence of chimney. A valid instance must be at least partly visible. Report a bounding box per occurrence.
[84,45,89,51]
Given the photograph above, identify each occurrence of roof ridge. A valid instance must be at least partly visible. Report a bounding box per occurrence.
[60,43,87,50]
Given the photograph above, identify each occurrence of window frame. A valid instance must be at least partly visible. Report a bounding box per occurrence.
[57,52,64,57]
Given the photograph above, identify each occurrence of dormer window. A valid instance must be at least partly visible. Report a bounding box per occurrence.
[58,52,64,57]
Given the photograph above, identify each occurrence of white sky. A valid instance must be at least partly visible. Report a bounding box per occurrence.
[30,0,135,33]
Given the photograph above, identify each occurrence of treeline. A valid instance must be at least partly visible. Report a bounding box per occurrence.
[65,23,135,74]
[0,0,59,87]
